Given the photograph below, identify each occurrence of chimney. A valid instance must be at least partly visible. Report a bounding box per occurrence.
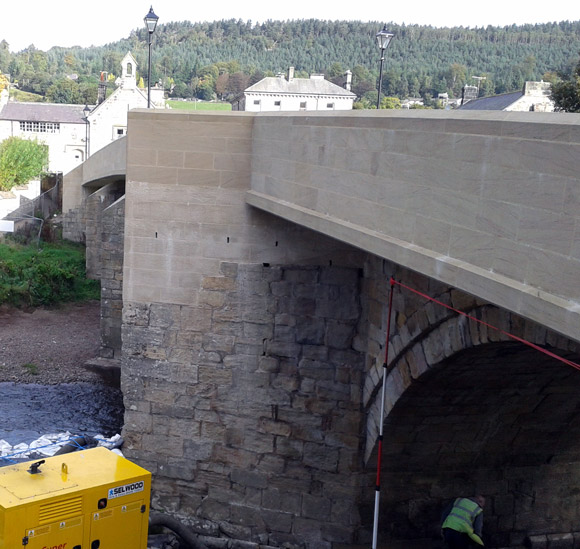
[97,71,108,105]
[288,67,295,81]
[461,85,479,105]
[344,70,352,91]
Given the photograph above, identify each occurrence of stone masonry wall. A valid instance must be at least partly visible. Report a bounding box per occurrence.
[122,263,366,548]
[100,196,125,359]
[357,255,580,548]
[85,181,124,279]
[117,110,580,548]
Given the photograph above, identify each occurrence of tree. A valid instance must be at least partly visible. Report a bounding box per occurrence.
[0,137,49,191]
[46,79,82,103]
[0,71,8,94]
[215,73,229,99]
[551,58,580,112]
[380,96,401,109]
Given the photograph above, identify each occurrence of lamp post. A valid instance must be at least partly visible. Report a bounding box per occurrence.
[376,25,394,109]
[83,104,91,159]
[144,6,159,108]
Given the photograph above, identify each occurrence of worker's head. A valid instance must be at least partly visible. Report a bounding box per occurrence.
[474,495,486,509]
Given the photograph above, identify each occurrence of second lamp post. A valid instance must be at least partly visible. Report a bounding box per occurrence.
[144,6,159,108]
[376,25,394,109]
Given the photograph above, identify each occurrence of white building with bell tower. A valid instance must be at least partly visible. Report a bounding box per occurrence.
[86,51,165,155]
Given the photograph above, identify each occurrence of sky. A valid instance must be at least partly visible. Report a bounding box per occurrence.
[3,1,580,52]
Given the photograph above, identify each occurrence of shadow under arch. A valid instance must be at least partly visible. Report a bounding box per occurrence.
[360,312,580,548]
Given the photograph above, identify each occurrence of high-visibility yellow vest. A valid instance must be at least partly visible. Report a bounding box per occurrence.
[442,498,484,546]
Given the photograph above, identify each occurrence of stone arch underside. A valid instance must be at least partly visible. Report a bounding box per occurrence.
[361,320,580,547]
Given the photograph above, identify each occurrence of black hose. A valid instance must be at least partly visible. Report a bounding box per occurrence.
[149,512,209,549]
[54,436,88,455]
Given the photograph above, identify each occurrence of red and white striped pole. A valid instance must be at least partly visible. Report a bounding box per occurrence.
[371,277,396,549]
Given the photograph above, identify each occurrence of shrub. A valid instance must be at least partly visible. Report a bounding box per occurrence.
[0,137,49,191]
[0,241,100,307]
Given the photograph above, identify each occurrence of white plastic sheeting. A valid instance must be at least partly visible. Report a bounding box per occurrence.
[0,432,123,462]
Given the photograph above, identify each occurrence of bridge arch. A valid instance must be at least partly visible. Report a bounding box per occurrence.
[362,304,580,547]
[364,303,579,463]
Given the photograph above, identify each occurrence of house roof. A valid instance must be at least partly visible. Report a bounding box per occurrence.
[245,76,356,98]
[0,102,88,124]
[458,91,523,111]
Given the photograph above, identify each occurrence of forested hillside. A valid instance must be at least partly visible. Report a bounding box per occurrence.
[1,19,579,105]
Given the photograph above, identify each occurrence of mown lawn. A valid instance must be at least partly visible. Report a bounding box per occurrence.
[166,100,231,111]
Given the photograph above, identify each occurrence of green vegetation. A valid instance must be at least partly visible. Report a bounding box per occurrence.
[8,88,44,102]
[0,240,100,307]
[167,100,231,111]
[551,57,580,112]
[22,363,39,375]
[2,20,580,106]
[0,137,48,191]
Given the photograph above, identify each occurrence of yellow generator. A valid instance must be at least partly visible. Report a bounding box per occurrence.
[0,446,151,549]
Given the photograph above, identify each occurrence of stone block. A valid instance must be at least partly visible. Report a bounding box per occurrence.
[199,497,232,521]
[262,488,301,514]
[525,535,548,549]
[258,418,292,437]
[303,442,339,472]
[302,494,331,521]
[231,469,269,490]
[547,533,574,548]
[258,356,279,373]
[183,440,213,461]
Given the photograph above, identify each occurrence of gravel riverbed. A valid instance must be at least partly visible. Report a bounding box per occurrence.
[0,300,103,384]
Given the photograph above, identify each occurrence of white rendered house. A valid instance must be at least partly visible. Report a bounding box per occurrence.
[86,52,164,154]
[234,67,356,112]
[0,52,165,176]
[0,92,88,175]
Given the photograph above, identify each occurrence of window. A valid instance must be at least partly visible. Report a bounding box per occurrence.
[19,121,60,133]
[113,127,126,140]
[274,101,281,106]
[254,100,261,105]
[299,102,307,110]
[327,103,335,109]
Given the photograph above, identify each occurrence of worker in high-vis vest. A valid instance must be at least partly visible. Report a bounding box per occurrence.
[441,495,486,548]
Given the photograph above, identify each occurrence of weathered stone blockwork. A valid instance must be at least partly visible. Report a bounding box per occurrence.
[122,263,366,547]
[358,255,580,548]
[84,181,124,280]
[100,196,125,358]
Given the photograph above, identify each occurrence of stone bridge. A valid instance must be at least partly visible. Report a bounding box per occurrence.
[63,110,580,549]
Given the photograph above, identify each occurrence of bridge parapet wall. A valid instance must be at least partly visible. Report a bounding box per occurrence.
[248,110,580,343]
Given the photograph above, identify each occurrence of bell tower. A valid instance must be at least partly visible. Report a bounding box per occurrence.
[119,52,138,89]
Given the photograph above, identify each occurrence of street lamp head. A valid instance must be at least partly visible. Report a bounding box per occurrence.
[376,25,394,51]
[83,104,91,118]
[144,6,159,34]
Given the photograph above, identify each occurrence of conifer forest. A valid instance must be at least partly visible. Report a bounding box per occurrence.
[1,19,579,106]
